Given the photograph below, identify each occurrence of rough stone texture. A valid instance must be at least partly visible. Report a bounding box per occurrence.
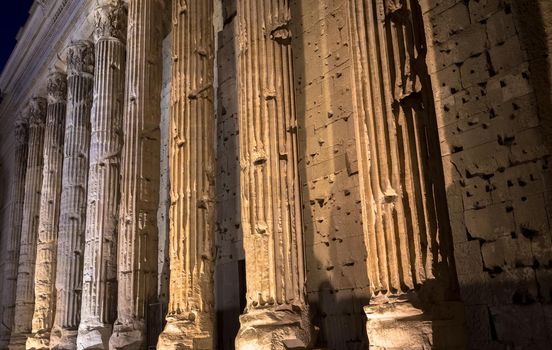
[347,0,466,348]
[8,97,47,350]
[49,40,95,350]
[0,115,29,349]
[213,2,246,349]
[109,1,164,349]
[77,2,127,349]
[27,72,68,350]
[234,0,313,348]
[289,0,370,348]
[157,1,216,348]
[421,0,552,348]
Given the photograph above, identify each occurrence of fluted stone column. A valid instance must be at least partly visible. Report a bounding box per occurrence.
[109,1,163,349]
[157,1,216,349]
[8,97,47,350]
[26,72,68,350]
[347,0,466,348]
[0,115,29,349]
[234,1,312,349]
[76,2,127,349]
[49,40,95,350]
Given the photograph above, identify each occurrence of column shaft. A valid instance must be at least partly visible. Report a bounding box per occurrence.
[0,115,29,348]
[26,72,68,350]
[157,0,216,349]
[235,0,312,348]
[50,40,95,350]
[347,0,465,348]
[9,97,47,350]
[77,1,127,349]
[109,0,163,349]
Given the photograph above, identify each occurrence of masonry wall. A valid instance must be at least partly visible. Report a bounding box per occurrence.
[290,0,369,348]
[422,0,552,348]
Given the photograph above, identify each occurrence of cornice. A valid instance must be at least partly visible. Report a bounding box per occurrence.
[0,0,96,129]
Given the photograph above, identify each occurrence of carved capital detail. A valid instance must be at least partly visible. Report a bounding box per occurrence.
[67,40,95,77]
[14,114,28,145]
[28,97,47,127]
[94,0,128,42]
[47,72,68,104]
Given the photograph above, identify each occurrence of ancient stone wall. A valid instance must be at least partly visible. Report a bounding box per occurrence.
[422,0,552,348]
[290,0,370,348]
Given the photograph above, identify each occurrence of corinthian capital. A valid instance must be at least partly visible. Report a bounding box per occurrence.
[28,97,47,127]
[47,72,68,104]
[94,0,128,42]
[67,40,95,77]
[14,114,28,145]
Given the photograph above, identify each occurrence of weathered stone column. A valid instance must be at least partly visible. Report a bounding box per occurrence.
[157,0,216,349]
[26,72,68,350]
[8,97,47,350]
[109,0,163,349]
[347,0,466,348]
[234,1,312,349]
[0,115,29,349]
[49,40,95,350]
[76,2,127,349]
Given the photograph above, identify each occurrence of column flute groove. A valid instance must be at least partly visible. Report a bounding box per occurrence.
[50,40,95,350]
[0,114,29,349]
[235,0,313,348]
[347,0,466,348]
[76,1,127,349]
[8,97,47,350]
[27,71,68,350]
[109,0,164,349]
[157,0,216,349]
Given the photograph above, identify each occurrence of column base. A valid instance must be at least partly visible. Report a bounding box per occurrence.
[108,318,145,350]
[7,332,29,350]
[49,327,78,350]
[76,320,112,350]
[157,312,213,350]
[235,303,312,350]
[365,300,466,350]
[26,330,50,350]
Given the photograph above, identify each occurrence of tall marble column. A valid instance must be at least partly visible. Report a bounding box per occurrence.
[109,0,163,349]
[26,72,68,350]
[0,115,29,349]
[234,1,312,349]
[8,97,47,350]
[157,0,216,349]
[49,40,95,350]
[76,1,127,349]
[347,0,466,348]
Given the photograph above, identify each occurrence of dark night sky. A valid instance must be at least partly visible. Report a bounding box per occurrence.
[0,1,34,75]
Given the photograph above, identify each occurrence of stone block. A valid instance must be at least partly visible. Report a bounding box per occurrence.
[465,204,515,241]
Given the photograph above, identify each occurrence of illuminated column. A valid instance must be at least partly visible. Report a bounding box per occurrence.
[0,115,29,349]
[76,1,127,349]
[234,0,313,349]
[347,0,466,348]
[109,0,164,349]
[49,40,95,350]
[157,0,216,349]
[8,97,47,350]
[27,72,68,350]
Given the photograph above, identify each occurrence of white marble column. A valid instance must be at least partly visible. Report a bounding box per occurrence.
[109,0,164,349]
[77,1,127,349]
[0,115,29,349]
[234,0,313,349]
[26,72,68,350]
[347,0,466,348]
[157,0,216,349]
[8,97,47,350]
[49,40,95,350]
